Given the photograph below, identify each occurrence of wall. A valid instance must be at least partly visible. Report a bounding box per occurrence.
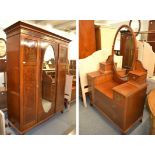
[96,20,149,54]
[68,36,77,60]
[100,27,117,53]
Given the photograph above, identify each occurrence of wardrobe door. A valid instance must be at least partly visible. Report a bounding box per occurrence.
[20,38,38,130]
[38,41,58,122]
[56,44,68,112]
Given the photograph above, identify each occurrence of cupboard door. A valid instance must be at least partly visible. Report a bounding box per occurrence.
[56,44,68,112]
[21,38,38,130]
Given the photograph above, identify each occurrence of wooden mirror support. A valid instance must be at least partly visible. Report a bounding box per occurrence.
[87,24,147,134]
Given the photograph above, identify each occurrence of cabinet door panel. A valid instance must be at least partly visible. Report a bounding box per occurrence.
[21,38,38,129]
[56,44,67,112]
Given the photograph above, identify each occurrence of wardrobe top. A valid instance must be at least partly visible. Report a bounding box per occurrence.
[4,21,71,43]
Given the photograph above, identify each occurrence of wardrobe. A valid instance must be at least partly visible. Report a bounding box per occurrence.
[4,21,70,134]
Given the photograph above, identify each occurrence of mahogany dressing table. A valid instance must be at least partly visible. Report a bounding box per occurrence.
[87,25,147,134]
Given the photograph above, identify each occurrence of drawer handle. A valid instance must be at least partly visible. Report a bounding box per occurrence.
[115,94,121,102]
[23,61,26,64]
[133,76,136,79]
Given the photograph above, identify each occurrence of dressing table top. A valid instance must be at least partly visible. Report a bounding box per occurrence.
[113,82,146,97]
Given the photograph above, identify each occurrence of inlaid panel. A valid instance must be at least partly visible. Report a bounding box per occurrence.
[23,39,37,62]
[23,83,36,124]
[59,45,67,63]
[23,67,36,82]
[22,65,37,127]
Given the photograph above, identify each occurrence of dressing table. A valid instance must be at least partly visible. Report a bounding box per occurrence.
[87,25,147,134]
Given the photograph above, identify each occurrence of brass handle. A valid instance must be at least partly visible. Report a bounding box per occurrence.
[133,76,136,80]
[115,94,121,103]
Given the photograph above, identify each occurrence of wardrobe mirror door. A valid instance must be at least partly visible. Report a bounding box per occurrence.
[42,45,56,113]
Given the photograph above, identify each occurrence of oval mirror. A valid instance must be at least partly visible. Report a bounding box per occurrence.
[112,25,137,80]
[42,45,56,113]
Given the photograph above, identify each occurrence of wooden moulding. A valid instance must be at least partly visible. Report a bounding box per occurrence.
[4,21,71,43]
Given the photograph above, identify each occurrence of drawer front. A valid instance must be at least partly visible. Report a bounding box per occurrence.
[94,89,124,129]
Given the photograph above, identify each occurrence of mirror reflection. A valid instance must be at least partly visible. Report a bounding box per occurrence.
[114,28,134,77]
[42,45,55,113]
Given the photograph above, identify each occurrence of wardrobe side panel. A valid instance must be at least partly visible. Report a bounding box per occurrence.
[7,34,20,129]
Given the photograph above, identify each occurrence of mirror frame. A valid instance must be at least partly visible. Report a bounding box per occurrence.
[129,20,141,36]
[112,25,138,78]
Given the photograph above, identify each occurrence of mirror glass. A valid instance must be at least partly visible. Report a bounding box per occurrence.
[0,39,6,58]
[129,20,140,34]
[42,45,55,113]
[114,27,134,77]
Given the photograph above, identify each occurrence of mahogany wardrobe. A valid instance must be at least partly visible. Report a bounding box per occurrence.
[4,21,70,134]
